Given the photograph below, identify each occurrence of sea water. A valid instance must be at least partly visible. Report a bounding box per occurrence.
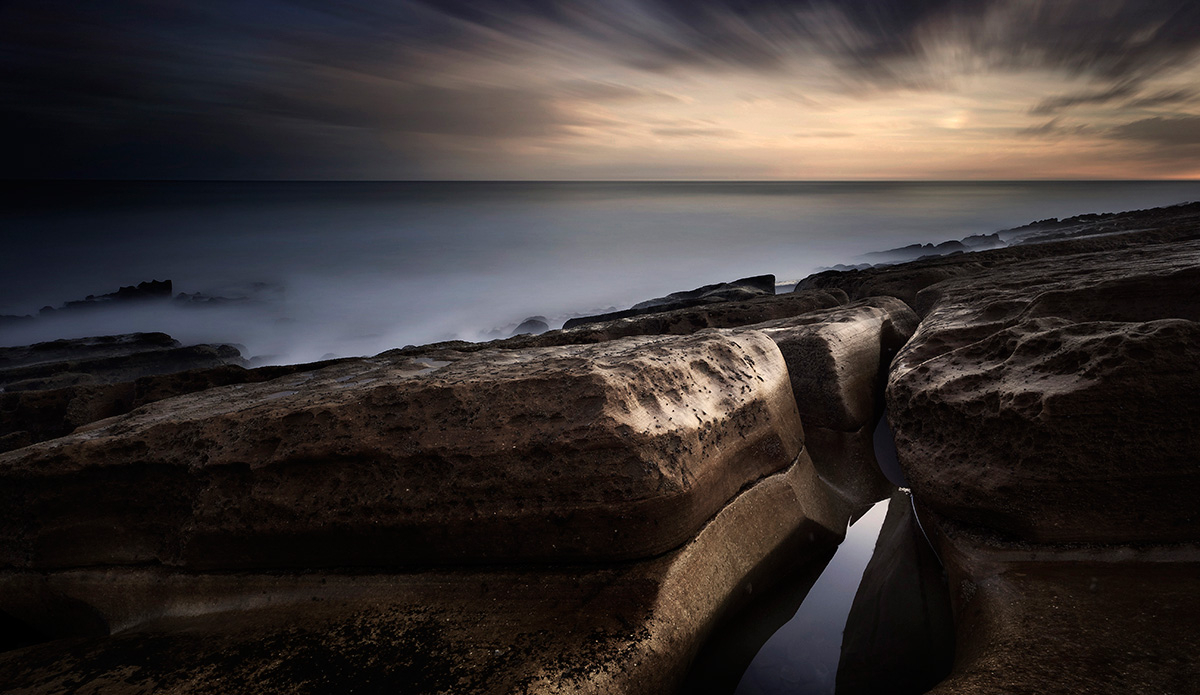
[3,180,1198,363]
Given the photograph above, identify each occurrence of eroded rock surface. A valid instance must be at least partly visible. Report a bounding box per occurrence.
[0,450,849,695]
[741,297,919,507]
[887,236,1200,545]
[0,330,805,571]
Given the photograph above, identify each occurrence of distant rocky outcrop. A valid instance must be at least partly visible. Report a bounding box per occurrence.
[510,315,550,336]
[0,333,245,392]
[563,274,776,329]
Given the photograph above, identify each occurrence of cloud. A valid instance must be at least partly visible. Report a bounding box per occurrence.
[1015,118,1095,139]
[5,0,1200,178]
[651,127,739,138]
[1108,115,1200,147]
[1030,83,1140,116]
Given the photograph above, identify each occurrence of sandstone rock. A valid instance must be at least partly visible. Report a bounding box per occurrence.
[387,289,847,358]
[887,236,1200,544]
[0,359,352,455]
[0,451,851,695]
[794,203,1200,310]
[735,297,919,507]
[0,330,804,571]
[925,520,1200,695]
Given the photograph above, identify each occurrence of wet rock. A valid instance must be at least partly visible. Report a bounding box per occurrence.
[563,274,776,329]
[0,330,805,570]
[887,236,1200,545]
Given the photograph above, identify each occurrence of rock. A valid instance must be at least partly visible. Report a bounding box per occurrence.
[510,316,550,336]
[389,289,847,361]
[926,522,1200,695]
[887,235,1200,544]
[563,274,776,329]
[0,330,806,571]
[0,359,352,455]
[0,333,246,393]
[59,280,173,310]
[0,449,849,695]
[794,202,1200,310]
[736,297,920,507]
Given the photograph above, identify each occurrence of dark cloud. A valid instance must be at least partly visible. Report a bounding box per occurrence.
[1124,89,1198,109]
[4,0,1200,178]
[1015,118,1094,139]
[1030,83,1140,116]
[1109,115,1200,147]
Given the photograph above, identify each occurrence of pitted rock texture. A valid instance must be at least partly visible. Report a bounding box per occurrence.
[887,236,1200,544]
[750,297,918,432]
[796,204,1200,310]
[0,330,804,570]
[739,297,919,506]
[0,359,352,455]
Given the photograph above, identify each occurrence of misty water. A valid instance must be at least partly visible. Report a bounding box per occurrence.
[4,180,1199,363]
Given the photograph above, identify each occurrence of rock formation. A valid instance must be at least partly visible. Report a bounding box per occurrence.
[562,274,777,329]
[3,202,1197,693]
[879,208,1200,693]
[0,322,871,694]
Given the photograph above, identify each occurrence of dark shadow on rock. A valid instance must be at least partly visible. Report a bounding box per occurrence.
[678,531,838,695]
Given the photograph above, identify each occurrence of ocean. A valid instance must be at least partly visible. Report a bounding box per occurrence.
[3,180,1198,364]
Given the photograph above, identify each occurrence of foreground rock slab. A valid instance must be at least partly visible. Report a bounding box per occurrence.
[927,520,1200,695]
[0,330,804,571]
[0,451,849,695]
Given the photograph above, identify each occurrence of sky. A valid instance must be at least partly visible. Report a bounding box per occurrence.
[3,0,1200,180]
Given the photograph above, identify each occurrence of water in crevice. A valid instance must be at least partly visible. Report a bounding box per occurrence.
[682,489,954,695]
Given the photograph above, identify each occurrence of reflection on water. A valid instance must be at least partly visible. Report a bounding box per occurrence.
[682,488,955,695]
[733,499,891,695]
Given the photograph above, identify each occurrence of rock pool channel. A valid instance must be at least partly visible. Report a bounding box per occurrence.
[682,487,955,694]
